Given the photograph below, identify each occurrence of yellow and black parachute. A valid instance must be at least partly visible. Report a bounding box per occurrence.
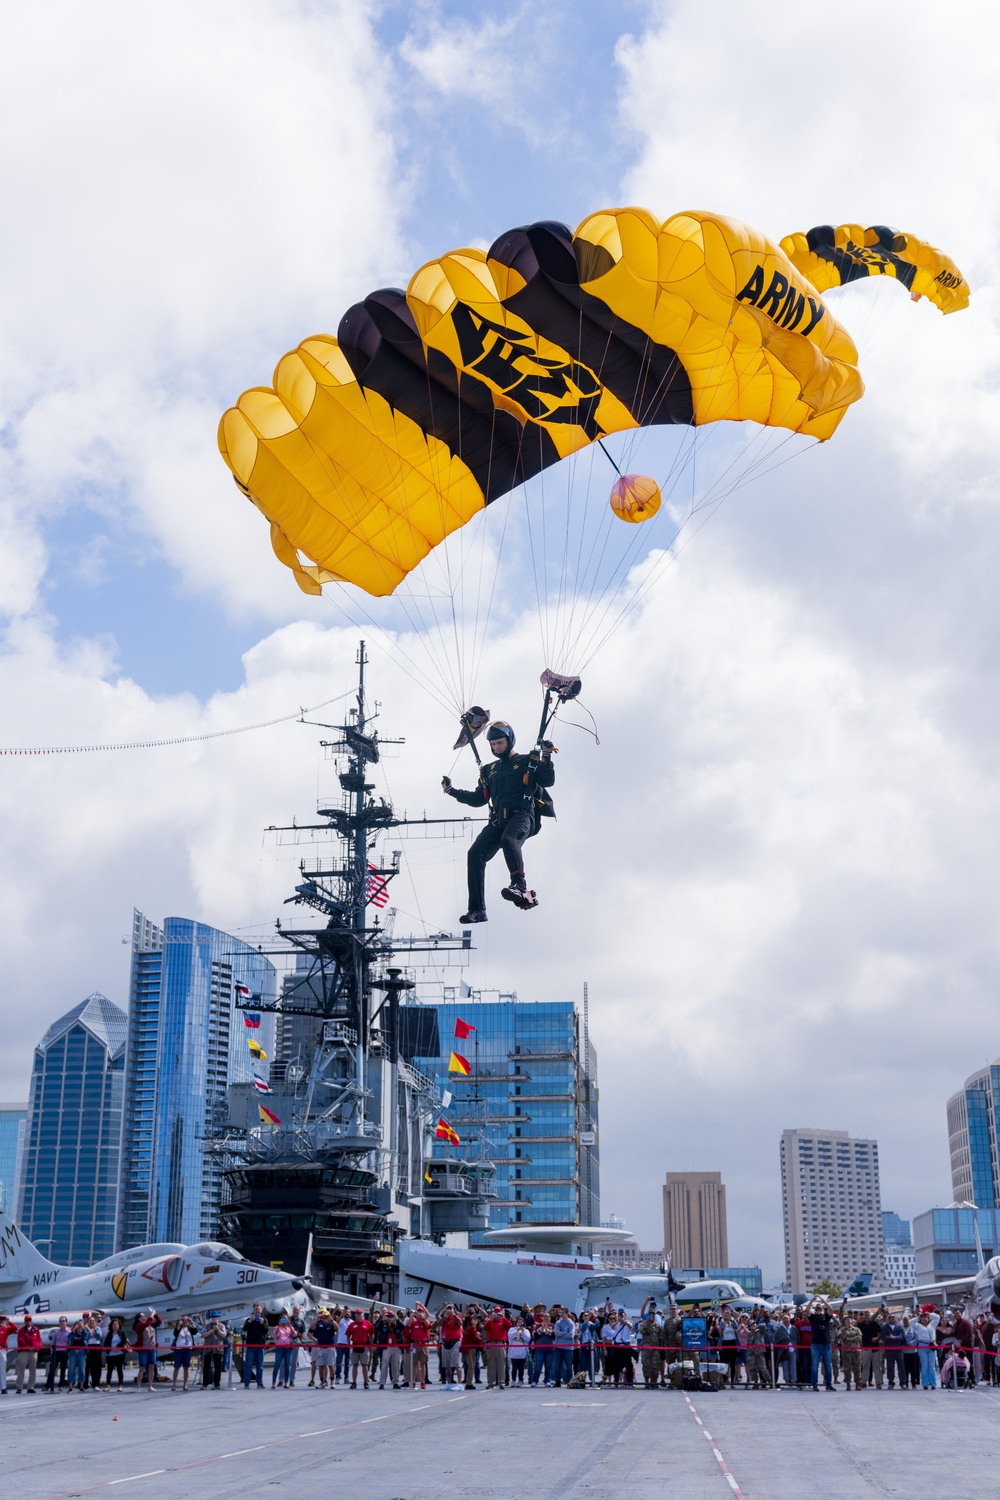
[219,209,967,598]
[780,223,968,315]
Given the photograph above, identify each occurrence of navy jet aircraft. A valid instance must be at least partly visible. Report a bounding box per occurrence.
[845,1259,1000,1316]
[0,1213,322,1327]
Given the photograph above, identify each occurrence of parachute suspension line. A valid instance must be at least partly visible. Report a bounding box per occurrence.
[318,378,465,717]
[320,586,458,719]
[569,355,781,670]
[562,403,716,673]
[421,361,468,715]
[521,460,551,677]
[294,397,469,716]
[548,312,635,674]
[574,424,782,671]
[560,309,743,668]
[577,432,817,674]
[567,305,790,667]
[575,399,818,675]
[467,404,504,711]
[597,438,623,476]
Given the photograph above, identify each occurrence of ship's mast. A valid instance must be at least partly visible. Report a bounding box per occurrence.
[217,640,492,1289]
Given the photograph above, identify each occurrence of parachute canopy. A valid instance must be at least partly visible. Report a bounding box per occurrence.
[780,224,968,315]
[219,208,967,599]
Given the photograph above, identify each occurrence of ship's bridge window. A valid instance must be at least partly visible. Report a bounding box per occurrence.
[190,1242,244,1262]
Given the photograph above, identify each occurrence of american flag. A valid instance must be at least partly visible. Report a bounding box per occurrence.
[365,863,390,908]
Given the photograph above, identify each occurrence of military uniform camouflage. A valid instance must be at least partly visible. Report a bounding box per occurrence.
[640,1316,662,1387]
[840,1317,863,1389]
[662,1314,698,1380]
[746,1321,771,1388]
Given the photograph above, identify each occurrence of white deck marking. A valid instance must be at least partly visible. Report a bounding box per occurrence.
[684,1395,748,1500]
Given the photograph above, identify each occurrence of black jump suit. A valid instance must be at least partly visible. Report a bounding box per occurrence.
[447,750,555,912]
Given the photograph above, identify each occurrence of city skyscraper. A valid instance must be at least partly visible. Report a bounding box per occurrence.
[19,994,126,1264]
[882,1209,912,1247]
[946,1060,1000,1207]
[407,995,599,1235]
[780,1128,883,1294]
[0,1103,27,1217]
[117,911,275,1249]
[662,1172,729,1267]
[882,1208,915,1288]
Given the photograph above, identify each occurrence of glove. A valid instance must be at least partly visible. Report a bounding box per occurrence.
[441,776,453,794]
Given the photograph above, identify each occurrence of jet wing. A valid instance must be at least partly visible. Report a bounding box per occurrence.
[844,1273,976,1309]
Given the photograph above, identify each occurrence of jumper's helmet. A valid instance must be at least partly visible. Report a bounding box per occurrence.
[487,721,515,752]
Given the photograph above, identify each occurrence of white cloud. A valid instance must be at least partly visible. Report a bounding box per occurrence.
[0,0,402,621]
[399,7,527,107]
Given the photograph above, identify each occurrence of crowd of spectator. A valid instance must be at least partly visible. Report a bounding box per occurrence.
[1,1295,997,1395]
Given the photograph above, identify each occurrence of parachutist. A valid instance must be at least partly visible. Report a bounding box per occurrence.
[444,721,555,922]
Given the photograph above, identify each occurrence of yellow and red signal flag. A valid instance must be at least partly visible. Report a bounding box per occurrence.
[435,1118,460,1146]
[448,1050,471,1076]
[454,1018,475,1039]
[258,1104,281,1126]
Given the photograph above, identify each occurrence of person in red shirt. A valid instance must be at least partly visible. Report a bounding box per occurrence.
[438,1305,463,1386]
[461,1313,484,1390]
[347,1309,373,1389]
[15,1316,43,1394]
[483,1306,512,1389]
[408,1308,431,1389]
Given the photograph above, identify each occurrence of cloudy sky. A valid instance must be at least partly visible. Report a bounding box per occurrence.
[1,0,997,1281]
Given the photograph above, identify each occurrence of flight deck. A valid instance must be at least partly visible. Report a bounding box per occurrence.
[4,1381,997,1500]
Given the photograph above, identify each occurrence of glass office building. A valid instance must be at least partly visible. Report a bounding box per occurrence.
[406,997,599,1238]
[914,1204,1000,1280]
[117,911,275,1249]
[947,1061,1000,1208]
[0,1103,27,1218]
[881,1209,912,1248]
[19,994,126,1264]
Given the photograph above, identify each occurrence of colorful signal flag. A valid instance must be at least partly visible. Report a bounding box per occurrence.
[454,1018,475,1039]
[424,1164,433,1185]
[258,1104,281,1126]
[435,1118,460,1146]
[242,1011,262,1029]
[365,864,390,908]
[248,1038,267,1060]
[235,983,252,998]
[448,1051,470,1076]
[441,1089,453,1110]
[252,1071,273,1095]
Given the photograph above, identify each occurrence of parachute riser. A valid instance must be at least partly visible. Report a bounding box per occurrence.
[462,712,484,769]
[535,689,556,750]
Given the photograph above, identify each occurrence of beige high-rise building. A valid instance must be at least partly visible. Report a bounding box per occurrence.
[780,1128,883,1294]
[662,1171,729,1267]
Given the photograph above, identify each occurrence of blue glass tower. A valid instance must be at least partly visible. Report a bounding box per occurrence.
[947,1060,1000,1208]
[881,1210,912,1248]
[406,996,599,1237]
[0,1103,27,1217]
[19,994,126,1264]
[117,911,275,1249]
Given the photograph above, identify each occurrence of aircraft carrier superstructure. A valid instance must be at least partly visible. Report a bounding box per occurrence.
[214,643,497,1298]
